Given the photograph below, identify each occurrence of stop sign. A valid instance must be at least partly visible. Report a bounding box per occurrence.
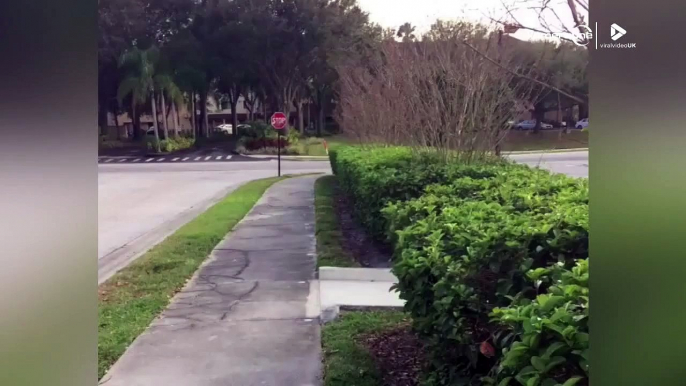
[271,112,287,130]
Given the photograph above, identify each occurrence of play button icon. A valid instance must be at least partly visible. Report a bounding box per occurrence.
[611,23,626,41]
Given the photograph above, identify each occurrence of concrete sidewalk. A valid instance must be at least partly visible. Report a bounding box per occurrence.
[101,176,322,386]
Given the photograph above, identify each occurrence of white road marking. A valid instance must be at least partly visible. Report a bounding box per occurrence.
[182,157,190,161]
[105,159,114,163]
[194,156,201,161]
[157,158,165,162]
[145,158,154,162]
[118,159,127,163]
[172,157,180,161]
[215,156,223,160]
[225,155,232,160]
[132,158,141,162]
[204,156,211,161]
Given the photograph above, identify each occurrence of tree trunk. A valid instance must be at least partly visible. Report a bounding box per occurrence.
[150,88,161,152]
[533,102,545,134]
[190,93,196,139]
[200,91,209,138]
[132,99,141,141]
[296,99,304,133]
[160,92,169,140]
[318,91,326,137]
[306,99,311,131]
[231,100,239,137]
[172,102,179,138]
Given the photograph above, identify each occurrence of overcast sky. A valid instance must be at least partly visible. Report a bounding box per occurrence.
[356,0,585,41]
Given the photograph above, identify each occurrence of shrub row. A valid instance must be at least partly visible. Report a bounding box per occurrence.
[330,146,589,386]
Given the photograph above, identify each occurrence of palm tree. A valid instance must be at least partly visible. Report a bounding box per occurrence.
[117,46,162,152]
[397,22,417,42]
[155,74,184,139]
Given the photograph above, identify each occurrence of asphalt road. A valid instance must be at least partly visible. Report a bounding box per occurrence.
[97,159,332,284]
[507,151,588,179]
[97,150,587,283]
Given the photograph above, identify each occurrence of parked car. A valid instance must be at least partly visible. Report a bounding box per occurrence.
[514,120,553,130]
[215,124,233,134]
[575,118,589,130]
[145,128,166,139]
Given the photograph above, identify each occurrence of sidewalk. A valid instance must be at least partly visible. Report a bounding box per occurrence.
[101,176,322,386]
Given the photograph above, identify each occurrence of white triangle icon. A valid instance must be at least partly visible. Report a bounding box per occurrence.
[611,23,626,41]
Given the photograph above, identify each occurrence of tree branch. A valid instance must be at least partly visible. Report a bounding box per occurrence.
[460,39,586,104]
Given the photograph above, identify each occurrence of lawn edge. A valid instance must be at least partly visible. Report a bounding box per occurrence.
[314,175,359,268]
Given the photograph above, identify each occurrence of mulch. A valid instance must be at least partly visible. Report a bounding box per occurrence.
[360,323,427,386]
[332,183,393,268]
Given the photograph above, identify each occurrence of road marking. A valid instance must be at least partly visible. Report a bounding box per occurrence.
[204,156,211,161]
[118,159,127,163]
[145,158,154,162]
[194,156,201,161]
[215,156,223,160]
[172,157,180,162]
[157,158,165,162]
[133,158,141,162]
[105,159,114,163]
[182,157,190,161]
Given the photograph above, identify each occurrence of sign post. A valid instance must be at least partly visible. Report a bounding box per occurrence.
[270,112,287,176]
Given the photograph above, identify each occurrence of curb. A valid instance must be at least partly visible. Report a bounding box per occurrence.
[318,267,397,282]
[504,148,588,155]
[239,154,330,161]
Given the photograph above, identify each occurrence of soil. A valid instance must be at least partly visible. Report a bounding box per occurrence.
[332,183,394,268]
[361,323,427,386]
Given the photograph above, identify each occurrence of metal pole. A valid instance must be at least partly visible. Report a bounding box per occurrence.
[277,131,281,176]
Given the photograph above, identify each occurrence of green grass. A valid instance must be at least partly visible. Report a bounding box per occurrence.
[322,311,409,386]
[315,176,358,267]
[97,176,289,379]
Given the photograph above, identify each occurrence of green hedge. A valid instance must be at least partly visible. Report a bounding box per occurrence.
[147,137,195,152]
[330,146,589,386]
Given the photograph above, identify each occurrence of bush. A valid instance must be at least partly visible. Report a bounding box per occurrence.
[329,145,589,386]
[241,137,290,151]
[146,137,195,153]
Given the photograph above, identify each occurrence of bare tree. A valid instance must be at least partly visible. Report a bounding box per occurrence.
[335,21,539,162]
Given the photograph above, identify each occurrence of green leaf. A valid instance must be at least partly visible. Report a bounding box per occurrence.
[531,356,546,372]
[526,375,541,386]
[544,356,566,372]
[560,377,583,386]
[498,377,513,386]
[543,342,568,359]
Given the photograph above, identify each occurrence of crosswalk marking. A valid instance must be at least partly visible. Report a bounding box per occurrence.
[101,154,236,164]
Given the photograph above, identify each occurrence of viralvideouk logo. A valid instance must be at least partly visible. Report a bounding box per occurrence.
[599,23,636,48]
[549,23,593,47]
[610,23,626,41]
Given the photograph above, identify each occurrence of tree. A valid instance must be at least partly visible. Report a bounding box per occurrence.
[117,46,163,152]
[396,22,416,42]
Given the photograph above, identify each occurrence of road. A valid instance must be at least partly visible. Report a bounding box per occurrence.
[97,150,587,283]
[97,158,331,284]
[507,151,588,179]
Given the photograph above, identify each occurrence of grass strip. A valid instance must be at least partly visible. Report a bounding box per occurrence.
[315,175,358,267]
[97,176,289,379]
[322,310,409,386]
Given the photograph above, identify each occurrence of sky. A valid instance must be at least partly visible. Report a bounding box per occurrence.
[356,0,586,42]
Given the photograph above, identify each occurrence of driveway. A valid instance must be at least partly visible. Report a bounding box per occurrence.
[98,159,331,283]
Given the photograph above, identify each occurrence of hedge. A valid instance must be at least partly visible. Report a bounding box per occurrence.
[329,146,589,386]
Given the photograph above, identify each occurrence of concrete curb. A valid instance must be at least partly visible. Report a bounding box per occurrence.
[504,147,588,155]
[240,154,330,161]
[318,267,397,282]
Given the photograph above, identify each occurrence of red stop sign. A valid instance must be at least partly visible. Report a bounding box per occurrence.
[271,112,287,130]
